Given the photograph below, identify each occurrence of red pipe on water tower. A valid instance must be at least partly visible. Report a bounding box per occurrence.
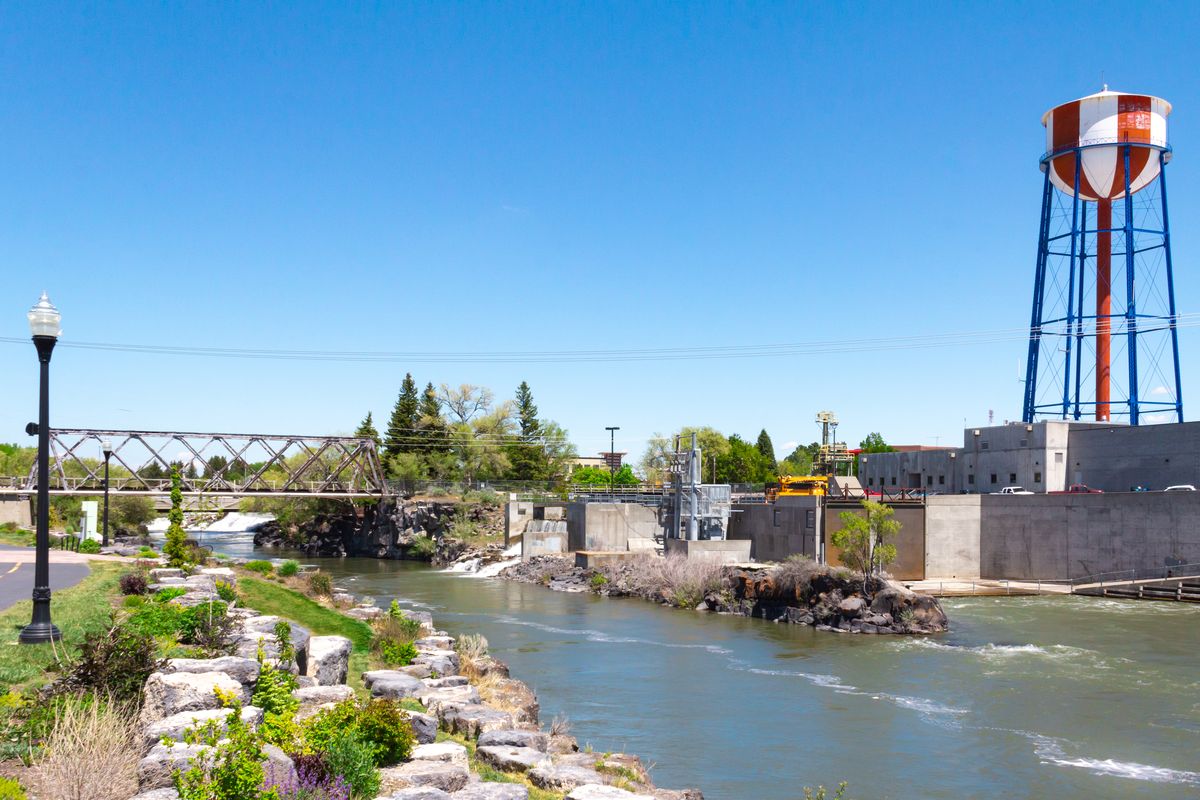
[1096,199,1112,421]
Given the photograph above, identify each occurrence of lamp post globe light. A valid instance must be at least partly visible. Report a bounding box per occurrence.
[101,439,113,547]
[20,292,62,645]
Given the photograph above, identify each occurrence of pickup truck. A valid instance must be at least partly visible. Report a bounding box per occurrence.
[1051,484,1103,494]
[995,486,1033,495]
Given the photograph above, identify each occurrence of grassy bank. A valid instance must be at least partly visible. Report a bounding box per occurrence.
[237,576,373,693]
[0,563,122,694]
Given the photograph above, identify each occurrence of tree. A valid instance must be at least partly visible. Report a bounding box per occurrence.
[755,429,777,472]
[205,454,228,478]
[514,381,540,438]
[385,374,420,458]
[833,500,901,594]
[355,412,381,449]
[572,465,638,487]
[859,432,895,453]
[162,468,191,568]
[506,381,546,480]
[716,434,776,484]
[417,382,449,453]
[438,384,494,424]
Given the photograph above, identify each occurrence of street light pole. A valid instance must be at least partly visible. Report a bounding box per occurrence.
[605,426,620,494]
[20,292,62,645]
[101,439,113,547]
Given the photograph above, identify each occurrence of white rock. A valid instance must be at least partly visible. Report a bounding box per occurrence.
[566,786,655,800]
[161,656,260,686]
[137,742,214,790]
[141,705,262,753]
[140,672,247,727]
[410,741,469,768]
[378,761,469,794]
[306,635,353,685]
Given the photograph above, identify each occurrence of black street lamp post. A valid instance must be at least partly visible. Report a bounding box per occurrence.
[20,292,62,645]
[101,439,113,547]
[605,426,620,493]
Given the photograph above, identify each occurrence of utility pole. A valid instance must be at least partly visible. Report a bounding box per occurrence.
[605,426,620,494]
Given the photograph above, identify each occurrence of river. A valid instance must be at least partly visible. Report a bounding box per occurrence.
[210,541,1200,799]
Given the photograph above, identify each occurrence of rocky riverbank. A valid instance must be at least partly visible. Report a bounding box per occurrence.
[502,555,949,635]
[253,499,507,567]
[129,563,703,800]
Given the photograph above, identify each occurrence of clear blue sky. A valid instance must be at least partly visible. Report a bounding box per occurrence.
[3,2,1199,462]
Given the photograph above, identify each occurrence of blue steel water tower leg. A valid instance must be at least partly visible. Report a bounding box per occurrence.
[1073,200,1088,419]
[1061,157,1082,418]
[1024,169,1053,423]
[1123,145,1139,424]
[1158,151,1185,422]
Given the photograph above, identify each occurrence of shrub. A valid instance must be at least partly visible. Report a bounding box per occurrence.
[455,633,489,679]
[118,571,148,596]
[77,538,101,554]
[278,560,300,577]
[38,695,138,800]
[178,601,235,655]
[136,546,158,559]
[59,619,162,704]
[589,573,609,589]
[376,639,417,667]
[307,572,333,597]
[174,698,267,800]
[244,560,274,575]
[163,469,192,569]
[122,595,145,609]
[371,608,422,667]
[126,602,183,638]
[0,777,26,800]
[215,580,237,603]
[406,535,435,560]
[262,758,349,800]
[303,698,414,766]
[322,732,379,800]
[154,587,187,603]
[252,624,300,747]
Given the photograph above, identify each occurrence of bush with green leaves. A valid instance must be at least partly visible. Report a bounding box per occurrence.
[155,587,188,603]
[376,639,417,667]
[174,696,267,800]
[178,601,235,655]
[56,618,162,704]
[215,580,237,603]
[251,623,300,747]
[126,601,183,637]
[163,468,193,569]
[78,538,100,554]
[119,571,149,596]
[278,560,300,577]
[307,572,333,597]
[0,776,26,800]
[137,546,159,559]
[244,560,274,575]
[322,731,379,800]
[303,698,414,767]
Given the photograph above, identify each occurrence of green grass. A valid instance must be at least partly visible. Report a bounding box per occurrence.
[237,575,373,693]
[0,527,34,548]
[0,563,123,693]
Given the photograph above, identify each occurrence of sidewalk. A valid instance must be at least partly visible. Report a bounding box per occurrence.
[904,577,1072,597]
[0,544,120,612]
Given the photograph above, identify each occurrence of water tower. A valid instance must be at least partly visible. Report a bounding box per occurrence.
[1022,88,1183,424]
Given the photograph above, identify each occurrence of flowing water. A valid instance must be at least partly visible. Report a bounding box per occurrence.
[212,541,1200,799]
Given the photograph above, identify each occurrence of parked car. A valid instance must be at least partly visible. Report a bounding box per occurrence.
[1164,484,1196,492]
[1051,484,1103,494]
[995,486,1034,495]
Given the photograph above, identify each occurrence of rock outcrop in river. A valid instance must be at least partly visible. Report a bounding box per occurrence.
[502,555,949,635]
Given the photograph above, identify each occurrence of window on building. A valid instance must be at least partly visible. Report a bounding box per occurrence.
[867,477,874,486]
[990,473,998,483]
[773,509,781,528]
[806,510,815,529]
[968,474,975,484]
[927,475,933,486]
[891,476,897,486]
[1055,452,1064,463]
[938,475,945,485]
[981,442,990,450]
[1034,471,1042,483]
[1019,438,1028,447]
[1009,473,1017,483]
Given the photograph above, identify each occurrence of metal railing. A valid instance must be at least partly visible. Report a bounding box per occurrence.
[1069,562,1200,588]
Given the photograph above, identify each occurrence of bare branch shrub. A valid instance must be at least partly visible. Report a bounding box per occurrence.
[773,554,825,598]
[620,554,724,608]
[39,696,138,800]
[455,633,489,680]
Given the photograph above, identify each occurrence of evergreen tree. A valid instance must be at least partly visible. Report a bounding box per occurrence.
[515,381,540,438]
[162,468,191,568]
[417,382,449,453]
[755,429,778,472]
[355,412,381,448]
[384,374,419,458]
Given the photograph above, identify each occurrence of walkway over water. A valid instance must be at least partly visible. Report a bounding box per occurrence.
[0,428,387,498]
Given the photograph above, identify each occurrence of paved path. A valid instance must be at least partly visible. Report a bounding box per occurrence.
[0,544,96,611]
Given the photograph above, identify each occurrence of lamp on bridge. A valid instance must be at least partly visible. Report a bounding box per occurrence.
[20,292,62,645]
[101,439,113,547]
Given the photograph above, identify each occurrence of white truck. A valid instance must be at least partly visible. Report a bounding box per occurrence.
[996,486,1033,495]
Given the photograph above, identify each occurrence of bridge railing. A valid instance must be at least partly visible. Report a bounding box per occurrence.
[1070,561,1200,588]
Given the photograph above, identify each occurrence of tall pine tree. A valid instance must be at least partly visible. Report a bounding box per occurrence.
[515,381,540,439]
[384,374,419,458]
[508,381,545,480]
[355,412,381,448]
[417,382,448,452]
[755,429,778,472]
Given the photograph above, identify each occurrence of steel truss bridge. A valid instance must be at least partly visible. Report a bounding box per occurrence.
[0,428,388,499]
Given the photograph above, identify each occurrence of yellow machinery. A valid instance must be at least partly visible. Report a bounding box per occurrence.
[766,474,827,502]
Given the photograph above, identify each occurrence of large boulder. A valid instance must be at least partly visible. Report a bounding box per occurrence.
[141,706,263,753]
[441,704,514,738]
[410,741,469,768]
[478,729,550,752]
[137,742,213,790]
[452,784,530,799]
[160,656,260,687]
[378,790,451,800]
[566,786,655,800]
[409,711,438,744]
[238,616,311,673]
[837,596,867,618]
[129,790,181,800]
[528,763,606,792]
[475,745,551,773]
[140,671,247,726]
[306,635,353,685]
[415,684,481,716]
[364,670,424,700]
[479,678,538,725]
[345,606,383,621]
[378,761,469,794]
[292,684,355,719]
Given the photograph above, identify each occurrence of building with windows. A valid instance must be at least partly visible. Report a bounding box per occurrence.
[858,421,1200,494]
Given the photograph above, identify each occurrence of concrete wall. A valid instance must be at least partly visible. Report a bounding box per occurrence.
[0,497,31,527]
[925,495,981,579]
[505,501,533,546]
[566,502,664,552]
[1066,423,1200,491]
[979,492,1200,579]
[522,520,568,558]
[727,499,820,562]
[664,538,752,564]
[824,503,926,580]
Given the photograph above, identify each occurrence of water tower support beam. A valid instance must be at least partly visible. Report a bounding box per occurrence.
[1159,151,1184,422]
[1123,145,1139,424]
[1073,202,1088,419]
[1061,156,1082,418]
[1024,168,1054,423]
[1096,197,1112,421]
